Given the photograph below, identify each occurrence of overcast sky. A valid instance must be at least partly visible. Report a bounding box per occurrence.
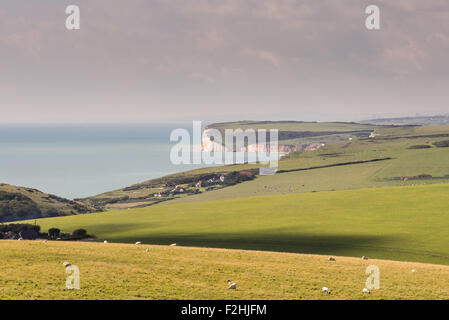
[0,0,448,123]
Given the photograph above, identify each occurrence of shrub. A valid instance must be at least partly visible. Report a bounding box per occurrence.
[48,228,61,239]
[72,229,88,239]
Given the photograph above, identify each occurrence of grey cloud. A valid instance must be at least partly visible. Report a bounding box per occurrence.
[0,0,448,123]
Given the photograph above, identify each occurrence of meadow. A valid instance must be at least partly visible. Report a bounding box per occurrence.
[23,183,449,266]
[1,241,448,300]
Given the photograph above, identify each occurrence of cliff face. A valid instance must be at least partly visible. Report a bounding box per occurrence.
[202,129,229,152]
[201,128,320,155]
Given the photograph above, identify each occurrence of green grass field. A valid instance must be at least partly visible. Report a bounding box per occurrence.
[170,146,449,203]
[23,183,449,265]
[1,241,448,300]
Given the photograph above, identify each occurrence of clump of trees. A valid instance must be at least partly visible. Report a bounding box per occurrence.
[0,223,40,233]
[48,227,92,240]
[0,224,93,240]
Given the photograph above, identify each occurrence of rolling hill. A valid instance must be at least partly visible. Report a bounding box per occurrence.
[22,183,449,265]
[0,183,99,222]
[79,122,449,209]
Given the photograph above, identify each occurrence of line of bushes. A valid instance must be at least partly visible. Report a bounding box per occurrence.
[0,223,93,241]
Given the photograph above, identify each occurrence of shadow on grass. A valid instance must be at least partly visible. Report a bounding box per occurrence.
[107,231,449,265]
[111,232,390,255]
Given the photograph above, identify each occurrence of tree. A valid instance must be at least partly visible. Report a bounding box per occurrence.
[48,228,60,240]
[72,229,87,239]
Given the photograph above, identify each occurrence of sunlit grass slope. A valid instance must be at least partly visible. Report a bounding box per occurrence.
[25,183,449,265]
[1,241,448,300]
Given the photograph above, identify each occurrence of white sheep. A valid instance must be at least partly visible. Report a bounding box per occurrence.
[411,269,416,273]
[169,243,177,246]
[328,257,336,261]
[104,240,108,244]
[321,287,331,294]
[145,248,150,252]
[362,256,368,260]
[362,288,370,294]
[227,280,237,290]
[62,262,72,268]
[135,241,141,245]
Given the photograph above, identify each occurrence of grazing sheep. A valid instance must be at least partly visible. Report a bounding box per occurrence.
[227,280,237,290]
[62,262,72,268]
[321,287,331,294]
[328,257,336,261]
[135,241,141,245]
[362,288,370,294]
[362,256,368,260]
[412,269,416,273]
[169,243,177,246]
[145,248,150,252]
[104,240,108,244]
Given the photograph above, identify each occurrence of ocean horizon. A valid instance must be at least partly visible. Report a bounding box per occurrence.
[0,123,209,199]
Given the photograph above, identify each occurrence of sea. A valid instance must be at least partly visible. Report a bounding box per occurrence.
[0,124,208,199]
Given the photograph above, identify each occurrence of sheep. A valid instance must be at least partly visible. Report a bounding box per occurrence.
[362,256,368,260]
[135,241,141,245]
[362,288,370,294]
[62,262,72,268]
[145,248,150,252]
[321,287,331,294]
[227,280,237,290]
[169,243,177,246]
[411,269,416,273]
[328,257,336,261]
[104,240,108,244]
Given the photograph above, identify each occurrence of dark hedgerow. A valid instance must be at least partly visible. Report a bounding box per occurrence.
[0,223,40,233]
[433,140,449,148]
[407,145,432,149]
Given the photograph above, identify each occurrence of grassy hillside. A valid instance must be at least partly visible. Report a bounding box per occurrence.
[23,183,449,265]
[80,123,449,209]
[0,183,99,222]
[1,241,448,300]
[170,124,449,203]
